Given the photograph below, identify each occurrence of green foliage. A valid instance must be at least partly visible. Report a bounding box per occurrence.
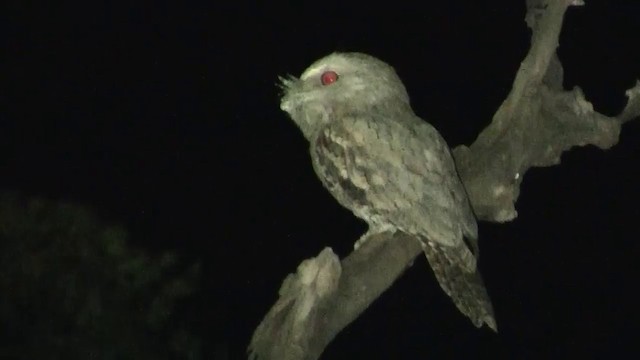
[0,192,201,359]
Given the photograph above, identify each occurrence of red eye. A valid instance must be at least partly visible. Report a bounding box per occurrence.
[320,70,339,85]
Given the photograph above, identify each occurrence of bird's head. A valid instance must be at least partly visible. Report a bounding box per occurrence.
[278,52,410,141]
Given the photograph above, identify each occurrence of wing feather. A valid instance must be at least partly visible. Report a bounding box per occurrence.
[311,114,478,270]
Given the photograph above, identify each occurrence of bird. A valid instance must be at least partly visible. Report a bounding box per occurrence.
[278,52,496,331]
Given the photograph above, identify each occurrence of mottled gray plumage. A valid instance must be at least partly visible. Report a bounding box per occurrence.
[279,52,496,330]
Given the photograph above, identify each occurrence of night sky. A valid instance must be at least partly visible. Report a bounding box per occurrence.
[4,0,640,359]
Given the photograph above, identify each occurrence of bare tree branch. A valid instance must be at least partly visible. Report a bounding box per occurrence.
[249,1,640,359]
[249,233,421,360]
[454,0,636,222]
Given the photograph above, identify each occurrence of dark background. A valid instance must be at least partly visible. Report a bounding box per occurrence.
[3,0,640,358]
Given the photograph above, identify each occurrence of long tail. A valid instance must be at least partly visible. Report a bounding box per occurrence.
[422,242,497,331]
